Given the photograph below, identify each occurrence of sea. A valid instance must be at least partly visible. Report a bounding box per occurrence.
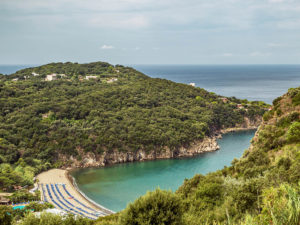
[2,64,300,211]
[133,64,300,104]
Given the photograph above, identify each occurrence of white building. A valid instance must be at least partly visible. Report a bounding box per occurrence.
[32,72,39,76]
[189,82,196,87]
[85,76,98,80]
[107,78,118,83]
[45,74,57,81]
[12,78,19,81]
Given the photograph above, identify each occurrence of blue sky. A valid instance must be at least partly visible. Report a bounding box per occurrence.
[0,0,300,64]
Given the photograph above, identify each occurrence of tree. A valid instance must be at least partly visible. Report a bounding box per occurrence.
[0,206,13,225]
[287,122,300,143]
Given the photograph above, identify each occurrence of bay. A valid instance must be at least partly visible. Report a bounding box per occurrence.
[72,130,255,212]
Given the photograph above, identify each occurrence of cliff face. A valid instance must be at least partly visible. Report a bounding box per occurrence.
[61,116,260,168]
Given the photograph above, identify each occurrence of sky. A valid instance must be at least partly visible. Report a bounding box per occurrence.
[0,0,300,65]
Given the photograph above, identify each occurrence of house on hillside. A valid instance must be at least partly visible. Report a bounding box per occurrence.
[237,104,244,109]
[107,78,118,83]
[45,74,57,81]
[0,193,12,205]
[189,82,196,87]
[32,72,39,76]
[12,78,19,81]
[220,97,228,103]
[0,196,10,205]
[85,76,98,80]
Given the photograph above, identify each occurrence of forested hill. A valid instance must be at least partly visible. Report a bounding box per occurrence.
[0,62,267,190]
[95,87,300,225]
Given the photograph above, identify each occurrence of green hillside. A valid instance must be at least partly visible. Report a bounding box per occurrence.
[0,62,267,192]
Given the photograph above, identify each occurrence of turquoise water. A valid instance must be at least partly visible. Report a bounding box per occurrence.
[13,205,25,210]
[72,130,255,212]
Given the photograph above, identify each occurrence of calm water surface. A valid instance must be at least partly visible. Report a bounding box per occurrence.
[133,64,300,104]
[72,130,255,212]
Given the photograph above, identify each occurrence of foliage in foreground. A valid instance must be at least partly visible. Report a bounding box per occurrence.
[9,190,40,203]
[15,213,93,225]
[120,189,183,225]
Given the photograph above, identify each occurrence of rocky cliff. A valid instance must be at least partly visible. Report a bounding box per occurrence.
[61,116,261,168]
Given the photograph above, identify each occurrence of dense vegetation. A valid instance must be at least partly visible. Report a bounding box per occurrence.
[0,62,267,191]
[0,207,92,225]
[93,86,300,224]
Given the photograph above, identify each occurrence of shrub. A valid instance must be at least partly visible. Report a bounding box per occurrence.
[120,189,183,225]
[18,212,93,225]
[0,206,13,225]
[287,122,300,143]
[25,202,53,212]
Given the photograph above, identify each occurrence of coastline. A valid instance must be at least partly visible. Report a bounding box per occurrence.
[61,125,259,169]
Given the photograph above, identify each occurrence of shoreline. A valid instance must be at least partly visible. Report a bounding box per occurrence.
[36,169,115,217]
[64,126,258,169]
[65,170,115,214]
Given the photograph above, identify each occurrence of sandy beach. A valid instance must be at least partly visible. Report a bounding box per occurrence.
[36,169,113,219]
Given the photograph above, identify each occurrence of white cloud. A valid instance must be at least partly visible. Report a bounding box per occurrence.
[101,45,115,49]
[267,43,285,47]
[3,0,300,32]
[250,52,271,57]
[1,0,300,64]
[89,15,149,29]
[268,0,285,3]
[222,53,233,57]
[277,19,300,29]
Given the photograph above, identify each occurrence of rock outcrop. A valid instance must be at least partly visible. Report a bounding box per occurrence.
[61,116,260,168]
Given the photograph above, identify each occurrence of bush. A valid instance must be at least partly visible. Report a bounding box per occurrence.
[0,206,13,225]
[8,190,39,203]
[287,122,300,143]
[25,202,53,212]
[18,212,93,225]
[256,184,300,225]
[120,189,183,225]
